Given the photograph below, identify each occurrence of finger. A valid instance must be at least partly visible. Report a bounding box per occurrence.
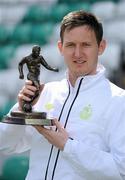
[18,93,31,102]
[53,119,64,132]
[34,125,52,137]
[25,80,33,85]
[20,88,34,96]
[18,87,36,101]
[18,92,32,111]
[34,125,44,132]
[25,84,37,92]
[34,125,51,131]
[25,80,38,92]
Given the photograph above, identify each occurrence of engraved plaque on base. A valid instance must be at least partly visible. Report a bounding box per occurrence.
[2,111,53,126]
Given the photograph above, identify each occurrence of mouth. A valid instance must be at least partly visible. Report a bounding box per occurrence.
[74,60,86,64]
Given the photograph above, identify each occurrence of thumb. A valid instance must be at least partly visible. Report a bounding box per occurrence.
[40,83,45,93]
[53,119,64,132]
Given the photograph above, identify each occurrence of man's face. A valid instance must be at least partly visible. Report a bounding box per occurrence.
[58,25,106,83]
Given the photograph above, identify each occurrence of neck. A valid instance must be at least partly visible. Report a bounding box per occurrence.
[68,73,77,87]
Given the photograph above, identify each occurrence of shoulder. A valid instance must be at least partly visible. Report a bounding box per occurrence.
[105,81,125,112]
[20,55,30,62]
[109,81,125,97]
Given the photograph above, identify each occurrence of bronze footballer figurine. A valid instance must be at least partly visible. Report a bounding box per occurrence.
[18,45,59,112]
[2,45,58,126]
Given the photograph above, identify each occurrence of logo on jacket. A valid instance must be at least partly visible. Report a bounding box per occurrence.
[45,103,54,110]
[80,104,92,120]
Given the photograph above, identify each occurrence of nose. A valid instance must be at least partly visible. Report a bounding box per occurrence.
[74,45,82,58]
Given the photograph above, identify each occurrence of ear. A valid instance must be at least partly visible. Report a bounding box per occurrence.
[98,39,106,56]
[58,40,63,55]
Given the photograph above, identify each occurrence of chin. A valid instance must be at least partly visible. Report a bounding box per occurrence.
[76,73,85,78]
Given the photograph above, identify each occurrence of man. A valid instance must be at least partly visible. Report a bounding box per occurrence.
[0,10,125,180]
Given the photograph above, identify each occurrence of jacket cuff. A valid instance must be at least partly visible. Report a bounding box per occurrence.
[63,138,76,154]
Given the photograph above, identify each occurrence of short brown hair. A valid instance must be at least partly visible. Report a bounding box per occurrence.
[60,10,103,45]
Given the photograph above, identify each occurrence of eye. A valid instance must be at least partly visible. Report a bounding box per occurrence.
[65,43,75,47]
[82,43,91,47]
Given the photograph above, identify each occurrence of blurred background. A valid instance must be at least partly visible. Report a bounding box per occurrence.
[0,0,125,179]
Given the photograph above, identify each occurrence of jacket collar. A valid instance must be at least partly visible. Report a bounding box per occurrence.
[66,64,106,92]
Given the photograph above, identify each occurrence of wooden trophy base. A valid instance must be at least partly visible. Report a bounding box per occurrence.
[2,111,53,126]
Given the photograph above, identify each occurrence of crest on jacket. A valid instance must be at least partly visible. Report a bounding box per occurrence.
[80,104,92,120]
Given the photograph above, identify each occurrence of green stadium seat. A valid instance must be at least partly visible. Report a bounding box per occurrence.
[0,100,15,119]
[11,23,32,44]
[0,45,16,69]
[1,156,29,180]
[58,0,85,4]
[68,2,91,12]
[50,4,70,22]
[0,26,10,44]
[22,5,51,23]
[0,108,3,121]
[31,23,54,45]
[90,0,119,3]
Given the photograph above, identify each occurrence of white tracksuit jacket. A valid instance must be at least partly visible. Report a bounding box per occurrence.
[0,65,125,180]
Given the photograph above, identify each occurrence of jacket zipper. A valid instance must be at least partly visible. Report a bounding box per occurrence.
[45,78,83,180]
[44,82,70,180]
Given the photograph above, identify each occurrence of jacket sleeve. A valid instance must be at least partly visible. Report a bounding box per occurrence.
[63,101,125,180]
[63,138,124,180]
[0,103,34,154]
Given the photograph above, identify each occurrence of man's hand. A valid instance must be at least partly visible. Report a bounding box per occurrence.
[34,119,69,151]
[18,80,44,111]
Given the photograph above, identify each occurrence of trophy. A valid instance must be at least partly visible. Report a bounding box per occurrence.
[2,45,59,126]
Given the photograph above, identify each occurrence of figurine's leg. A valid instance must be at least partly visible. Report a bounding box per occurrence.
[27,73,40,89]
[33,80,40,90]
[26,74,40,109]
